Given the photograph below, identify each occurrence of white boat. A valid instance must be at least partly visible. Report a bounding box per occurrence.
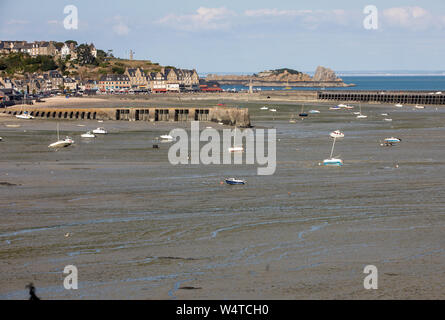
[435,92,442,95]
[356,103,367,118]
[329,106,340,110]
[381,113,389,116]
[0,137,2,142]
[353,112,361,115]
[384,118,393,122]
[384,137,401,143]
[415,105,425,109]
[270,108,277,112]
[323,137,343,166]
[309,110,320,114]
[228,127,244,153]
[395,104,403,107]
[160,135,174,141]
[49,124,74,148]
[81,131,96,138]
[225,178,246,185]
[260,106,269,110]
[337,104,347,108]
[16,112,34,120]
[228,146,244,153]
[345,105,355,110]
[330,130,345,139]
[93,127,108,134]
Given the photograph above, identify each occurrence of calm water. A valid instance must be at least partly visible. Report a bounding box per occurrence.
[222,76,445,92]
[1,104,445,299]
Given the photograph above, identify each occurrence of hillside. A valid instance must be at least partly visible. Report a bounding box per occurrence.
[0,52,164,80]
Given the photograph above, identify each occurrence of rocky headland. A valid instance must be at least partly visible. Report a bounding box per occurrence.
[206,66,354,87]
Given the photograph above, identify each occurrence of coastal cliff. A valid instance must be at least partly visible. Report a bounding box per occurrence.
[206,67,354,87]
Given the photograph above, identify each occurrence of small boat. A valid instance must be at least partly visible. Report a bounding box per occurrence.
[6,124,21,128]
[329,106,340,110]
[353,112,361,115]
[356,103,367,118]
[260,106,269,110]
[0,137,2,142]
[384,118,393,122]
[323,158,343,166]
[415,105,425,109]
[228,127,244,152]
[309,110,320,114]
[228,146,244,152]
[160,135,174,141]
[81,131,96,138]
[323,137,343,166]
[299,104,308,117]
[16,112,34,120]
[384,137,401,143]
[289,115,296,123]
[49,137,74,148]
[395,104,403,107]
[93,127,108,134]
[381,113,389,116]
[337,104,347,108]
[330,130,345,138]
[49,124,74,148]
[98,120,104,123]
[270,108,277,112]
[345,105,355,110]
[225,178,246,185]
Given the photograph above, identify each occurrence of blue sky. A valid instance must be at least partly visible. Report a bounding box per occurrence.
[1,0,445,73]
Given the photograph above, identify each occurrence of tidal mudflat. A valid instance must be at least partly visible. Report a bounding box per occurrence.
[0,102,444,299]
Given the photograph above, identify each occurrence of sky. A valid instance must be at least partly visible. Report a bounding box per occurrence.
[1,0,445,73]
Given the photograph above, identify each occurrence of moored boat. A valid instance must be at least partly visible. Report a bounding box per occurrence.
[225,178,246,185]
[81,131,96,138]
[93,127,108,134]
[330,130,345,138]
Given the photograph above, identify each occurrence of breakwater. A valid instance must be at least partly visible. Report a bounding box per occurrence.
[2,105,251,127]
[317,90,445,105]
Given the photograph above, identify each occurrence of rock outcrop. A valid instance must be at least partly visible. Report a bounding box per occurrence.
[312,66,341,82]
[206,67,351,87]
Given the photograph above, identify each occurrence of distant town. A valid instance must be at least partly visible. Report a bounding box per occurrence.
[0,40,223,107]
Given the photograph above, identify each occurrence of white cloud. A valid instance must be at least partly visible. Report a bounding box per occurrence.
[383,6,442,30]
[112,17,130,36]
[157,7,235,31]
[244,8,354,30]
[6,19,30,25]
[245,9,312,17]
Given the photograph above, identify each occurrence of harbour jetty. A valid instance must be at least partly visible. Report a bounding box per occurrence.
[317,90,445,105]
[2,105,251,127]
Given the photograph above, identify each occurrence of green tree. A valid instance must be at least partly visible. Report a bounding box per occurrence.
[77,44,95,66]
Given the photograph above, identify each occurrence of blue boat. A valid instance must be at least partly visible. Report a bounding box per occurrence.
[225,178,246,185]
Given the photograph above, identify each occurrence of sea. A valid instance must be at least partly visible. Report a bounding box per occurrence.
[220,76,445,92]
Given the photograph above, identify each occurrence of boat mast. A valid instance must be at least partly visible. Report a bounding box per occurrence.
[330,137,336,159]
[57,123,60,141]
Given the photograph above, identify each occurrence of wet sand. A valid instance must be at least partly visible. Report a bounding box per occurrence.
[0,101,444,300]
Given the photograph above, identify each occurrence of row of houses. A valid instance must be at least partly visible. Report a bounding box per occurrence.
[0,71,86,94]
[0,40,97,60]
[0,67,201,94]
[98,67,200,93]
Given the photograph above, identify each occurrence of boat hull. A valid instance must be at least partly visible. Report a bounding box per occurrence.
[323,159,343,166]
[225,179,246,185]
